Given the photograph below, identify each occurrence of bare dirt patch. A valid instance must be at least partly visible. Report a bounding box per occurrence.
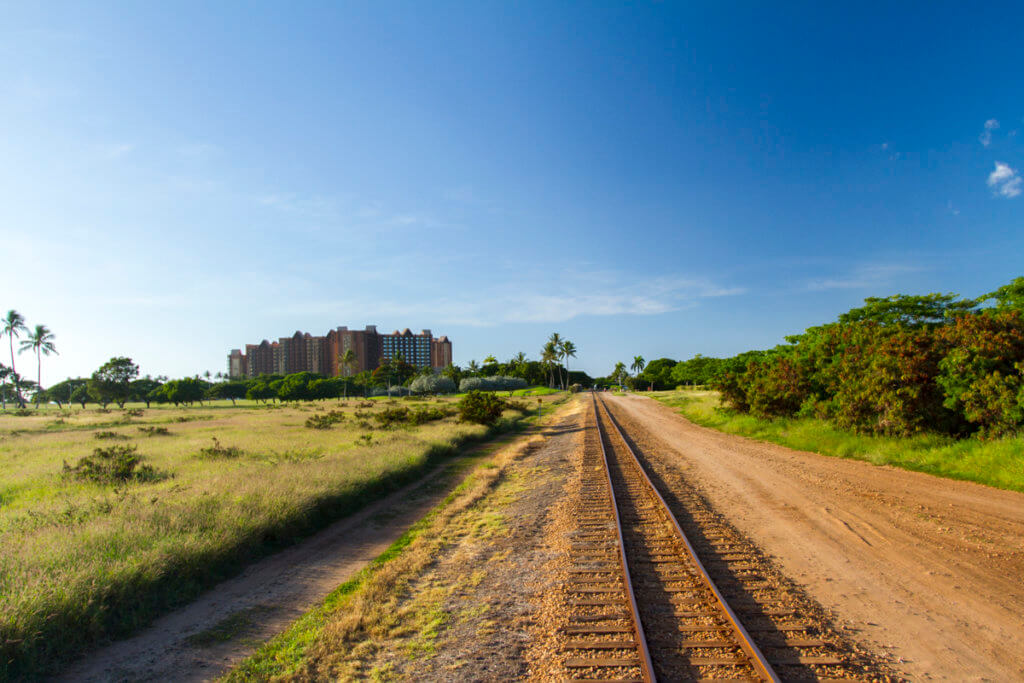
[319,399,584,680]
[608,393,1024,680]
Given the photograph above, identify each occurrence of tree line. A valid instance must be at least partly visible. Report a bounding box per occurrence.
[16,332,587,410]
[624,277,1024,440]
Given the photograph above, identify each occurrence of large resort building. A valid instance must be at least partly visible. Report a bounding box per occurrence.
[227,326,452,379]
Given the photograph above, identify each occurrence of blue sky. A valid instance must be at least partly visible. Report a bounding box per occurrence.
[2,2,1022,384]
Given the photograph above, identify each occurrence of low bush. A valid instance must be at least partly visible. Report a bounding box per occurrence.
[196,437,243,459]
[458,376,528,393]
[409,374,457,395]
[305,410,346,430]
[93,430,128,440]
[457,390,507,426]
[138,426,172,437]
[63,445,165,484]
[123,408,145,418]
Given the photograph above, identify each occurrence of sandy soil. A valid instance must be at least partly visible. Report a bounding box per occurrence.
[57,444,509,683]
[607,393,1024,681]
[347,399,584,679]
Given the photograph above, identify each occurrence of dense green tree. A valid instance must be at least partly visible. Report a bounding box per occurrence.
[207,380,250,404]
[71,384,91,408]
[47,378,87,409]
[246,380,276,403]
[88,357,140,408]
[980,276,1024,312]
[158,377,208,406]
[130,377,163,408]
[836,292,976,327]
[637,357,676,390]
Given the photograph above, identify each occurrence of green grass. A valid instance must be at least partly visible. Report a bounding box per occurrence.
[652,390,1024,493]
[0,395,563,681]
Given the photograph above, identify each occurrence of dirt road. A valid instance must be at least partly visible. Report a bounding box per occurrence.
[57,443,510,682]
[607,393,1024,680]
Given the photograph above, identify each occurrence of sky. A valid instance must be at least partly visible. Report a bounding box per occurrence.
[2,1,1023,385]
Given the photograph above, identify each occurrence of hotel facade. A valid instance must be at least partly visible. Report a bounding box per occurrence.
[228,325,452,379]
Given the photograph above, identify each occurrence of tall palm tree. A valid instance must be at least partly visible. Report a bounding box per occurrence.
[338,348,357,399]
[561,340,577,389]
[19,325,57,406]
[541,341,558,388]
[483,355,497,365]
[3,311,28,407]
[631,355,646,377]
[467,359,480,374]
[612,361,627,388]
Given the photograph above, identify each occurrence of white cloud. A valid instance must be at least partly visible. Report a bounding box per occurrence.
[987,161,1022,198]
[980,118,1000,147]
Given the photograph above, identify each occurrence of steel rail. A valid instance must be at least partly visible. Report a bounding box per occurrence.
[595,393,781,683]
[591,392,657,683]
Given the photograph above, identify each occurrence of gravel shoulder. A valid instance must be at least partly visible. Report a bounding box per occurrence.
[608,393,1024,681]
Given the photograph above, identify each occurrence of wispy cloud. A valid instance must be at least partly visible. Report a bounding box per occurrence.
[987,161,1021,198]
[979,118,1000,147]
[265,269,744,326]
[806,263,924,291]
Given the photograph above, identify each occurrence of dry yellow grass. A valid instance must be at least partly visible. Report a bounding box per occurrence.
[0,395,561,679]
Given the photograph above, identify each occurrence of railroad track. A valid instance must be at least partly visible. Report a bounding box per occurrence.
[561,393,855,681]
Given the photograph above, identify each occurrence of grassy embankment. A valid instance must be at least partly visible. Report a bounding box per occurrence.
[651,389,1024,493]
[224,398,569,681]
[0,392,562,680]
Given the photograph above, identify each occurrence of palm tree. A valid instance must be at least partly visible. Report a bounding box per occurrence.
[19,325,57,406]
[631,355,646,377]
[561,340,577,389]
[541,341,558,388]
[483,355,498,365]
[612,362,627,388]
[0,363,9,410]
[467,359,480,375]
[3,311,28,407]
[338,348,357,399]
[548,333,563,388]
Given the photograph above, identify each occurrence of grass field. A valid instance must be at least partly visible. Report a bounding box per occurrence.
[651,390,1024,493]
[0,393,562,680]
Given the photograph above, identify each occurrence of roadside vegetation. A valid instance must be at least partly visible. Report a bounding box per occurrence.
[655,389,1024,493]
[0,393,563,679]
[613,277,1024,442]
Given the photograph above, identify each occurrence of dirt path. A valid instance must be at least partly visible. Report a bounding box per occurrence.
[607,393,1024,681]
[57,440,516,683]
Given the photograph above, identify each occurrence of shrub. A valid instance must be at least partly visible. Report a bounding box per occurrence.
[458,376,528,393]
[63,445,164,484]
[568,383,583,393]
[123,408,145,418]
[457,390,506,426]
[197,437,243,459]
[138,426,172,437]
[93,430,127,440]
[409,374,457,395]
[305,410,346,429]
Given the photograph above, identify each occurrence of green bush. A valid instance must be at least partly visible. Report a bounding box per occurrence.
[138,426,172,436]
[457,390,506,426]
[63,445,165,484]
[196,437,243,459]
[305,410,346,429]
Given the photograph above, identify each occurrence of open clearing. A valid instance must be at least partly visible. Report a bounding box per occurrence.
[0,394,561,679]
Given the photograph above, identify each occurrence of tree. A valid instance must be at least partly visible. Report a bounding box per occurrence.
[47,378,87,409]
[208,380,249,405]
[158,377,207,406]
[88,357,140,409]
[980,276,1024,312]
[631,355,646,379]
[71,384,91,408]
[19,324,57,406]
[837,292,976,327]
[130,377,163,408]
[2,310,29,407]
[560,340,577,390]
[246,380,276,403]
[541,342,558,388]
[466,359,480,375]
[0,363,8,410]
[612,362,627,388]
[548,333,564,388]
[483,355,498,365]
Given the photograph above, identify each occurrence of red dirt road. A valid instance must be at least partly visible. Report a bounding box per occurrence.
[608,393,1024,681]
